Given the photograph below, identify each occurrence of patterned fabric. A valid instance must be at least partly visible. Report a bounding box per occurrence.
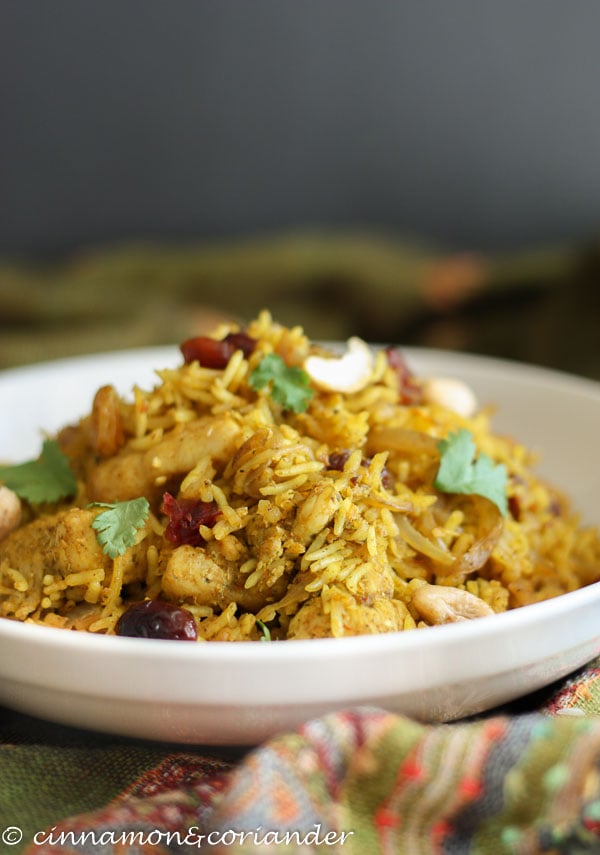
[1,657,600,854]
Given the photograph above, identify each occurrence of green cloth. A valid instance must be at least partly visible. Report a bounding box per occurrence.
[1,231,599,378]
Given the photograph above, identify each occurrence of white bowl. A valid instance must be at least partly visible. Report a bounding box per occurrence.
[1,346,599,744]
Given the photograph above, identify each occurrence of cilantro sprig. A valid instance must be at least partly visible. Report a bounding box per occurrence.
[0,439,77,503]
[88,497,150,558]
[434,429,508,516]
[249,353,314,413]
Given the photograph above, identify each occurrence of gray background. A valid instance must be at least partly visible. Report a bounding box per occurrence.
[2,1,600,255]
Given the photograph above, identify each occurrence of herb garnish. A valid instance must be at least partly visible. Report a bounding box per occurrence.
[434,429,508,516]
[0,439,77,503]
[256,619,272,642]
[249,354,314,413]
[88,497,150,558]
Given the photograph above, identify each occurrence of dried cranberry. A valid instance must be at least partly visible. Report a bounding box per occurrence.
[327,451,351,471]
[508,495,521,521]
[116,600,198,641]
[162,492,221,546]
[548,496,562,517]
[380,467,394,490]
[508,476,526,520]
[224,332,257,357]
[180,332,256,368]
[327,451,393,489]
[385,346,422,405]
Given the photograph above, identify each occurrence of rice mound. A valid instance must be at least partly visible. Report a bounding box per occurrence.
[1,310,599,641]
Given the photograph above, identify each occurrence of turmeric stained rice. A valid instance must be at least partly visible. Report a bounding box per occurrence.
[1,310,599,641]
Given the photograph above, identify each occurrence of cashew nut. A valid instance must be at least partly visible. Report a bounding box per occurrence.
[411,583,494,624]
[0,486,22,542]
[304,338,374,394]
[421,376,477,418]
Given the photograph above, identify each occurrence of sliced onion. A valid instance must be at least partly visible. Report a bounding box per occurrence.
[395,515,455,565]
[450,495,503,578]
[367,426,439,458]
[396,495,503,577]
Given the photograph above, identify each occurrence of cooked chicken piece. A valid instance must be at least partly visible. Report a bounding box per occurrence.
[53,508,149,585]
[161,543,289,612]
[52,508,112,577]
[146,414,242,479]
[87,454,150,505]
[0,507,155,619]
[0,513,60,618]
[87,414,242,506]
[243,517,299,588]
[345,560,395,602]
[287,592,406,639]
[57,422,93,480]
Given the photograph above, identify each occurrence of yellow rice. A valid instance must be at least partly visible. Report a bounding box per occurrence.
[1,309,599,641]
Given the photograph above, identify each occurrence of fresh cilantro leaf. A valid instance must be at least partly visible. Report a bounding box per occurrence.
[434,429,508,516]
[88,497,150,558]
[0,439,77,503]
[256,619,272,642]
[249,353,314,413]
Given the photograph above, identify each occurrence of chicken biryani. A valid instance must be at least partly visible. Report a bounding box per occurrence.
[1,311,599,641]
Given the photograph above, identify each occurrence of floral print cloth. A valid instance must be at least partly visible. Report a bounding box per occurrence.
[2,657,600,854]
